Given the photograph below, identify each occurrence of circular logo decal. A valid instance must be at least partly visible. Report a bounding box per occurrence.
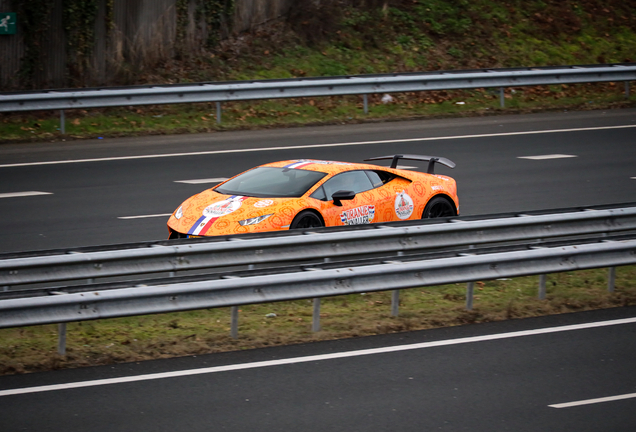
[395,190,414,220]
[203,197,244,217]
[254,200,274,208]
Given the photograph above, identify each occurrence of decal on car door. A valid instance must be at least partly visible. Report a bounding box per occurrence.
[340,205,375,225]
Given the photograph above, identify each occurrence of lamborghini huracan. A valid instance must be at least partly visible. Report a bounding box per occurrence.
[167,154,459,238]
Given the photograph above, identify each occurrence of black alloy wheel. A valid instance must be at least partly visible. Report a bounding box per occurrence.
[422,196,456,218]
[290,210,324,229]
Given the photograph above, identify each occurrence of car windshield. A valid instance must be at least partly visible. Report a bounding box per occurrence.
[215,167,327,198]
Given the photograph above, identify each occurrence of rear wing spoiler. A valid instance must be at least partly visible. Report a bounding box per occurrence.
[365,154,456,174]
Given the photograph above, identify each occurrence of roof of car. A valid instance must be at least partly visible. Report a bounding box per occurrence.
[263,159,387,175]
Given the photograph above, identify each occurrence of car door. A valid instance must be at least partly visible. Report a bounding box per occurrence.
[312,170,385,226]
[362,170,403,223]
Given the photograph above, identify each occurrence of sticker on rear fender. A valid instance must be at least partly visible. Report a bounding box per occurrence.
[395,190,414,219]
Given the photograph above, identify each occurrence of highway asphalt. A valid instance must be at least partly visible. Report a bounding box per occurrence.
[0,108,635,253]
[1,109,635,430]
[1,307,635,431]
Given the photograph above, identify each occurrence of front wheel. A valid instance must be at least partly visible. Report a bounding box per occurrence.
[290,210,324,229]
[422,196,456,218]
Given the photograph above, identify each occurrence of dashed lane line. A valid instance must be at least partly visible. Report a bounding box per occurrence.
[382,165,418,169]
[174,178,228,184]
[517,154,577,160]
[0,191,52,198]
[118,213,172,220]
[549,392,636,409]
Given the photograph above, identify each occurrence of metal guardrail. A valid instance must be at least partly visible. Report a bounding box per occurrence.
[2,205,636,289]
[0,238,635,329]
[2,231,634,302]
[1,63,634,128]
[2,204,636,354]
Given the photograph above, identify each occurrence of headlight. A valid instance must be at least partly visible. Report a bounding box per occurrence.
[238,214,273,226]
[174,206,183,220]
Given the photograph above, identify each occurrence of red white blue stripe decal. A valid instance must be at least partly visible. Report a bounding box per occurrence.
[284,161,314,169]
[198,216,219,236]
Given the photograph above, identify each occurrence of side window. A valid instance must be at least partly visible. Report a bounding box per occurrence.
[309,185,327,201]
[321,171,374,200]
[365,171,384,188]
[368,170,396,186]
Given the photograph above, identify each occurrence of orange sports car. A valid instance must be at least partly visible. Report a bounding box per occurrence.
[167,154,458,238]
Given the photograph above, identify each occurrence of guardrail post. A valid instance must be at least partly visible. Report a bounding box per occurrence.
[626,81,631,99]
[391,290,400,316]
[216,102,222,124]
[363,94,369,114]
[538,274,547,300]
[230,306,239,339]
[50,291,68,355]
[499,87,505,108]
[58,323,67,355]
[466,282,475,310]
[312,298,321,332]
[60,110,65,134]
[608,267,616,292]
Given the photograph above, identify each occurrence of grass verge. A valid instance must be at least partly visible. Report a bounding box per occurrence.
[2,83,634,144]
[1,265,635,375]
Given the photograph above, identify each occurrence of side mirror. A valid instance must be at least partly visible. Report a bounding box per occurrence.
[332,190,356,206]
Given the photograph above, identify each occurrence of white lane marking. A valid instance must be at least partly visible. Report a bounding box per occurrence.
[631,177,636,180]
[1,125,635,168]
[1,317,635,398]
[549,392,636,409]
[382,165,418,170]
[118,213,172,220]
[518,154,577,160]
[174,178,228,184]
[0,191,52,198]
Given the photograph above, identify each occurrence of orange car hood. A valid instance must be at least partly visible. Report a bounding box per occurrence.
[167,189,300,236]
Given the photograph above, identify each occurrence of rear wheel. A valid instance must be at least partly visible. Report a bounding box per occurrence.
[290,210,324,229]
[422,196,456,218]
